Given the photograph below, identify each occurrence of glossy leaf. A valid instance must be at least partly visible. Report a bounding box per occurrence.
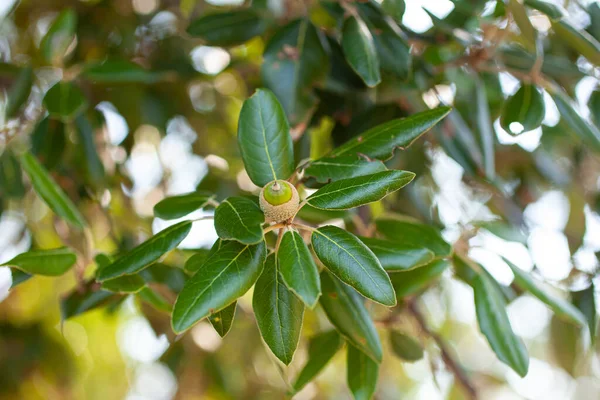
[474,273,529,377]
[139,263,187,293]
[552,20,600,66]
[507,0,536,51]
[208,302,236,338]
[2,248,76,276]
[154,192,213,220]
[74,115,105,182]
[389,330,424,361]
[214,196,264,244]
[389,259,449,298]
[359,237,435,271]
[500,84,545,135]
[101,274,145,293]
[172,240,266,333]
[237,89,295,187]
[550,89,600,151]
[261,19,329,124]
[5,66,33,118]
[306,170,414,211]
[330,107,451,160]
[572,284,597,342]
[375,217,452,257]
[187,10,268,47]
[277,230,321,308]
[381,0,406,22]
[505,258,586,326]
[293,330,343,392]
[97,221,192,281]
[342,16,380,87]
[253,254,304,365]
[319,271,383,362]
[304,156,386,183]
[83,59,160,83]
[138,287,172,313]
[40,9,77,64]
[20,151,87,229]
[347,345,379,400]
[61,282,117,320]
[312,225,396,306]
[184,249,212,273]
[524,0,564,20]
[43,81,87,121]
[10,269,32,288]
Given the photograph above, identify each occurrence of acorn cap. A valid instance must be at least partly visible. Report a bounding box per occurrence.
[259,180,299,223]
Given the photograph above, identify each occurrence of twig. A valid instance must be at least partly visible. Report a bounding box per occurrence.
[407,299,478,400]
[291,222,316,233]
[263,223,286,234]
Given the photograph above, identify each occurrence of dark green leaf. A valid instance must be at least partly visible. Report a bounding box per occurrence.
[214,196,264,244]
[97,221,192,281]
[172,240,266,333]
[389,330,424,361]
[43,81,87,121]
[507,0,536,51]
[474,74,495,179]
[19,151,86,229]
[304,156,386,184]
[474,273,529,377]
[154,192,213,220]
[83,59,160,83]
[138,287,172,313]
[0,149,25,198]
[31,117,65,170]
[504,258,585,326]
[500,84,545,135]
[5,66,33,118]
[389,259,449,298]
[40,9,77,64]
[184,249,212,273]
[550,88,600,151]
[253,254,304,364]
[359,237,435,271]
[74,115,105,183]
[524,0,564,20]
[295,204,349,224]
[330,107,451,160]
[552,20,600,66]
[10,269,32,288]
[187,10,268,47]
[572,284,597,342]
[342,16,380,87]
[101,274,145,293]
[292,330,343,392]
[376,217,452,257]
[2,248,76,276]
[277,230,320,308]
[237,89,295,186]
[319,271,383,362]
[589,90,600,127]
[347,345,379,400]
[381,0,406,22]
[61,282,117,320]
[139,263,187,293]
[312,225,396,306]
[306,170,414,210]
[208,302,236,338]
[261,19,329,124]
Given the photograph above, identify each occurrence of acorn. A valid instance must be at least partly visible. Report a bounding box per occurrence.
[259,180,299,223]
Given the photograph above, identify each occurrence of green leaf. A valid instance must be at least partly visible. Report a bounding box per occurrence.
[154,192,213,220]
[381,0,405,23]
[552,20,600,66]
[389,259,449,298]
[304,156,387,183]
[0,149,25,198]
[572,284,597,342]
[97,221,192,281]
[101,274,145,293]
[330,107,451,160]
[474,272,529,377]
[172,240,266,333]
[342,16,380,87]
[214,196,264,244]
[74,115,105,183]
[61,281,117,320]
[261,19,329,124]
[359,237,435,271]
[208,302,236,338]
[347,345,379,400]
[292,330,343,392]
[2,248,76,276]
[306,170,414,211]
[237,89,295,187]
[319,271,383,362]
[31,117,66,171]
[277,230,321,308]
[5,66,33,118]
[19,151,86,229]
[500,84,545,135]
[504,258,586,326]
[139,263,187,293]
[187,10,268,47]
[184,249,212,273]
[375,217,452,257]
[549,88,600,151]
[138,287,172,313]
[389,330,424,361]
[10,269,32,288]
[589,90,600,127]
[312,226,395,306]
[253,254,304,365]
[40,9,77,64]
[43,81,87,121]
[507,0,537,51]
[83,59,160,83]
[524,0,564,20]
[474,74,495,179]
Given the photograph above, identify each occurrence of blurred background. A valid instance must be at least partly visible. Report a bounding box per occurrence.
[1,0,600,399]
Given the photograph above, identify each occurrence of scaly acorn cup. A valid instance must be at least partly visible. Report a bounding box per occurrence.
[259,180,299,223]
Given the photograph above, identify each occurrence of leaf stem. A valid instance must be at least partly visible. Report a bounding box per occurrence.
[263,223,286,234]
[191,215,214,222]
[291,223,316,233]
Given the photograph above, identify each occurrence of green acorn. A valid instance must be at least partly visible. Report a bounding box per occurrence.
[259,180,299,223]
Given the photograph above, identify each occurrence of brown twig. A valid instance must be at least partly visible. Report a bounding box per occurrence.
[407,299,478,400]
